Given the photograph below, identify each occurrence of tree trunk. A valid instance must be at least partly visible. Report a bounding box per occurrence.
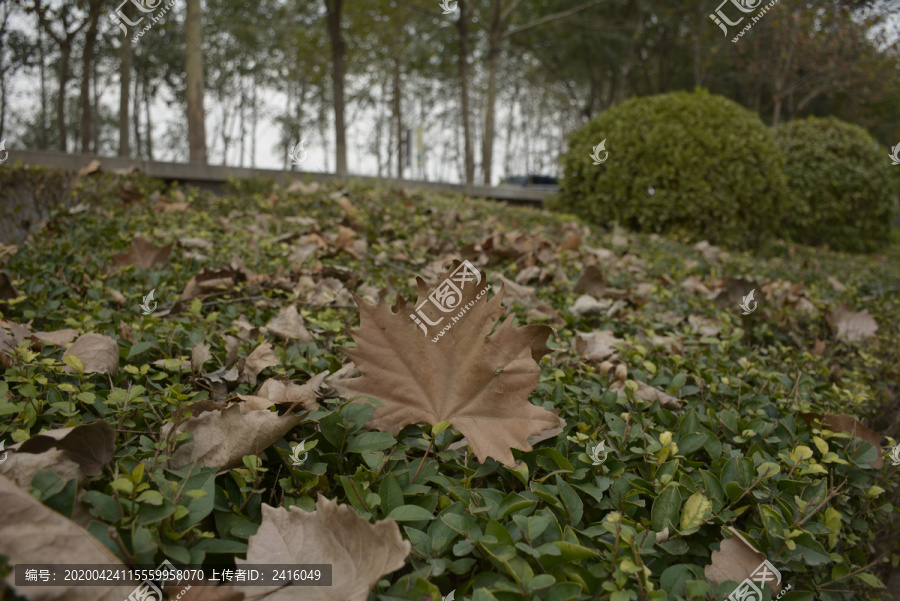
[392,57,402,179]
[457,0,474,184]
[185,0,208,163]
[144,74,153,160]
[56,42,71,152]
[133,74,141,158]
[325,0,347,175]
[39,27,48,149]
[251,76,257,168]
[503,81,519,179]
[118,9,132,157]
[80,0,101,153]
[482,0,502,185]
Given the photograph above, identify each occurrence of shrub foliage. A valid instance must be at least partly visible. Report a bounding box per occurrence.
[551,90,790,250]
[773,116,899,253]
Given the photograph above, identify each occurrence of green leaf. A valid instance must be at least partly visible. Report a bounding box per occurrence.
[679,493,711,535]
[556,475,584,525]
[651,484,682,532]
[854,572,885,588]
[62,354,84,373]
[135,490,164,506]
[388,505,435,522]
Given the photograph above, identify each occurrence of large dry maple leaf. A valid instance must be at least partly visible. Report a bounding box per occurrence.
[236,495,410,601]
[336,260,561,467]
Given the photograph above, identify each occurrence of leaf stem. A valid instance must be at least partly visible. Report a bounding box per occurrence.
[411,437,435,484]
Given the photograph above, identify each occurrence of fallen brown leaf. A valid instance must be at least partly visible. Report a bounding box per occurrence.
[76,159,102,177]
[165,404,304,470]
[827,276,847,292]
[573,330,624,363]
[610,378,683,409]
[575,265,606,298]
[12,421,116,477]
[63,333,119,376]
[680,276,712,296]
[705,527,779,596]
[255,373,327,412]
[0,474,133,601]
[825,305,878,343]
[30,329,79,347]
[265,305,312,342]
[285,180,321,195]
[244,341,281,387]
[192,342,212,372]
[0,271,17,300]
[236,495,411,601]
[111,235,173,269]
[0,448,84,489]
[336,261,561,467]
[801,413,883,469]
[179,267,244,301]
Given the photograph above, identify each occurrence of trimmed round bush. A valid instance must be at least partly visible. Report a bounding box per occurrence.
[773,116,899,253]
[550,89,790,250]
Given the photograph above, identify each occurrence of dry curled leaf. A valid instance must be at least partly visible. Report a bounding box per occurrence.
[30,329,79,347]
[0,448,84,489]
[244,341,281,387]
[705,527,779,596]
[265,305,312,342]
[574,265,606,298]
[0,271,17,300]
[801,412,883,469]
[165,403,303,470]
[255,373,327,412]
[12,420,115,477]
[825,305,878,343]
[64,333,119,376]
[236,495,410,601]
[0,474,132,601]
[610,378,683,410]
[111,234,173,268]
[192,342,212,372]
[573,330,624,363]
[335,261,561,467]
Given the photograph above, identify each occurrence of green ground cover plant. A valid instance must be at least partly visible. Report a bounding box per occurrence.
[0,167,898,601]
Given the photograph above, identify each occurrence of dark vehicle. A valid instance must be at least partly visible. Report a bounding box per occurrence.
[500,174,559,190]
